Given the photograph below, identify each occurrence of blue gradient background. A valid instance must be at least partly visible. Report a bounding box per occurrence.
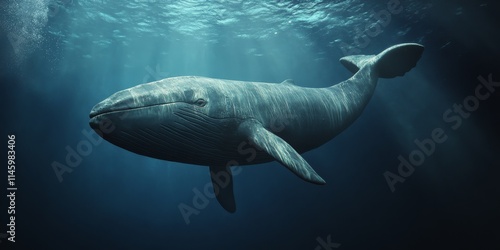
[1,0,499,249]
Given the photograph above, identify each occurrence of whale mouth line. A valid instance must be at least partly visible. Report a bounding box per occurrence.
[89,102,179,119]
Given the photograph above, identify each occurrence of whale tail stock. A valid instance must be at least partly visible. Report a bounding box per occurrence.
[340,43,424,78]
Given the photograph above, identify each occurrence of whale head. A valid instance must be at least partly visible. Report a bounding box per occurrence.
[89,76,237,164]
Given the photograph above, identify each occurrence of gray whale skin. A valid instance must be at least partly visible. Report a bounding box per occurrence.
[89,43,424,212]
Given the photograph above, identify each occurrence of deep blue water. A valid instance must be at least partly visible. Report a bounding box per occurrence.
[1,0,499,249]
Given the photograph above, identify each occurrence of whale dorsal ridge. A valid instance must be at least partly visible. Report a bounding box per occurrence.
[280,79,295,85]
[339,55,374,74]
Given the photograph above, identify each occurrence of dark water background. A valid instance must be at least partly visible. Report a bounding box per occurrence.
[1,0,499,249]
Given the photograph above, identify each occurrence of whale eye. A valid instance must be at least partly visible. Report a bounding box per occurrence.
[194,98,207,107]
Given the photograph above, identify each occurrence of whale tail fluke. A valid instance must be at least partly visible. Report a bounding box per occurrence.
[375,43,424,78]
[340,43,424,78]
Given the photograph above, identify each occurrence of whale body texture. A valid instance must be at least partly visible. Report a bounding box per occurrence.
[89,43,424,212]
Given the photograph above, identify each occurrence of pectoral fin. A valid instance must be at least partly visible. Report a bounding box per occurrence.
[239,120,326,185]
[209,165,236,213]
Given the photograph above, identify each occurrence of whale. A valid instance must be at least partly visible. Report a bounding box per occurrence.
[89,43,424,212]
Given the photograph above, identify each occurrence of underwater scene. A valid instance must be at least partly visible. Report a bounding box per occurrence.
[1,0,499,249]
